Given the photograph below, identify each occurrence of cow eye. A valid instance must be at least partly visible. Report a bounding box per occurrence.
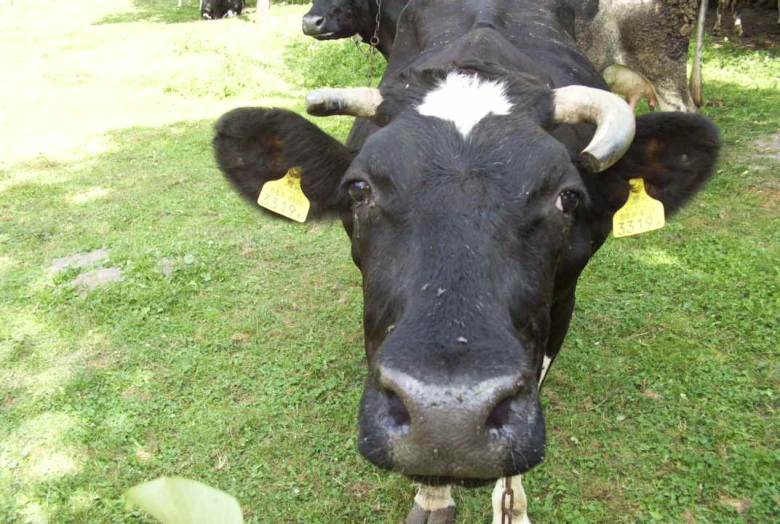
[556,190,580,214]
[347,180,372,203]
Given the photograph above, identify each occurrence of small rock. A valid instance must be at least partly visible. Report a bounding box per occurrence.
[71,267,123,289]
[159,258,174,277]
[49,248,109,273]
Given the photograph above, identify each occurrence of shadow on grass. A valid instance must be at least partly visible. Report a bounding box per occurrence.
[92,0,213,25]
[0,116,371,523]
[91,0,290,25]
[701,80,779,144]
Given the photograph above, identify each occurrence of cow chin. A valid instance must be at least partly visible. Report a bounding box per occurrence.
[357,375,546,482]
[311,32,340,40]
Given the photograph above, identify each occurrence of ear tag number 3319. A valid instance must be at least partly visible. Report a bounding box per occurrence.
[613,178,665,238]
[257,167,310,223]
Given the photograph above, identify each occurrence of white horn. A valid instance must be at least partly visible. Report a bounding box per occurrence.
[305,87,383,118]
[553,85,636,172]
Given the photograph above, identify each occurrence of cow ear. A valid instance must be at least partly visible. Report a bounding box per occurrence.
[213,107,354,219]
[594,112,721,217]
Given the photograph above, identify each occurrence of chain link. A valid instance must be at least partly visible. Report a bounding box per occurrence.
[501,476,514,524]
[351,0,382,86]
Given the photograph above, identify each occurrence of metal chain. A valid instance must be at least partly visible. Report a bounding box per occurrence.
[501,476,515,524]
[351,0,382,86]
[369,0,382,48]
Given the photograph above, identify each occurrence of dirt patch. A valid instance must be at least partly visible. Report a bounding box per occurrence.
[746,132,780,209]
[231,332,251,345]
[71,267,123,289]
[751,132,780,162]
[719,496,751,513]
[122,385,154,401]
[642,388,665,401]
[681,507,697,523]
[48,248,109,273]
[84,350,115,370]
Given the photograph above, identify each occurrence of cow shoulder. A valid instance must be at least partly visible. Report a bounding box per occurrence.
[213,107,354,218]
[595,112,721,217]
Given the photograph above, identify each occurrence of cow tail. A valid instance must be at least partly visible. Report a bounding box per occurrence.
[689,0,707,108]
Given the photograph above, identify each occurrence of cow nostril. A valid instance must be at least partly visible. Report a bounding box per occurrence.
[302,14,326,32]
[385,390,411,428]
[486,396,513,432]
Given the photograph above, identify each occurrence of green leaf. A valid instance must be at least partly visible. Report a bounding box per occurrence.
[125,477,244,524]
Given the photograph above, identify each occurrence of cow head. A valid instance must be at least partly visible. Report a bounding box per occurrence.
[302,0,372,40]
[214,66,719,484]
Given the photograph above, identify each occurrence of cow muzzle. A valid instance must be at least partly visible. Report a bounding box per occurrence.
[358,366,545,481]
[301,13,328,36]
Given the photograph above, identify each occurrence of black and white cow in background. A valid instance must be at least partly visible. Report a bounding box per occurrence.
[201,0,243,19]
[302,0,708,111]
[214,0,721,521]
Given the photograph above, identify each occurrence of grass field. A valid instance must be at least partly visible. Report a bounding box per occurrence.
[0,1,777,522]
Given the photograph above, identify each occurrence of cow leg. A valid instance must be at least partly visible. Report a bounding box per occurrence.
[491,476,531,524]
[714,0,725,33]
[406,485,455,524]
[731,2,744,37]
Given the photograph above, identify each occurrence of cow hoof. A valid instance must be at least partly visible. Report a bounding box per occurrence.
[406,503,455,524]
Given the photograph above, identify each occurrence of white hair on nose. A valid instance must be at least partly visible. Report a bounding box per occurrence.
[417,72,513,137]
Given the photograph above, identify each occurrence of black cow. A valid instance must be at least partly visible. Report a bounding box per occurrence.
[301,0,407,58]
[215,0,720,521]
[201,0,242,20]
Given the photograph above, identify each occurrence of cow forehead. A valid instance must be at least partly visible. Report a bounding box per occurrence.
[416,72,513,138]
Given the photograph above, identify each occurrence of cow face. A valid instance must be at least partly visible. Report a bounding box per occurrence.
[213,72,720,484]
[302,0,370,40]
[346,117,575,482]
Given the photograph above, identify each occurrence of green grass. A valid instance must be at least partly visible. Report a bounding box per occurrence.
[1,1,778,522]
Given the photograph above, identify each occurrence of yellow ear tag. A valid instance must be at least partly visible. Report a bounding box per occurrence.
[613,178,665,238]
[257,167,310,223]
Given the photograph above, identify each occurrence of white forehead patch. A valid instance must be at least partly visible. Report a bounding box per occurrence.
[416,72,513,138]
